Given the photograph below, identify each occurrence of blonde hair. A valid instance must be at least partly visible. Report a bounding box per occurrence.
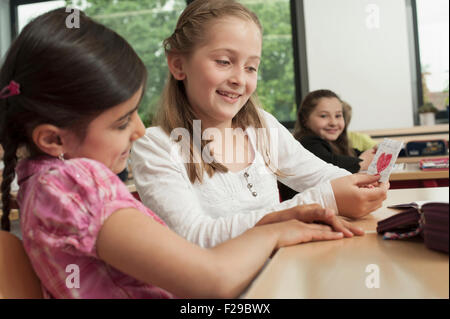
[342,101,352,126]
[157,0,282,183]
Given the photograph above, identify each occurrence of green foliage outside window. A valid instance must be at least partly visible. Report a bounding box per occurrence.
[242,0,296,122]
[67,0,185,127]
[66,0,296,126]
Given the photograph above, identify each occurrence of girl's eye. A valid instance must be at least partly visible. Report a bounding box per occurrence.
[118,122,129,130]
[118,117,131,130]
[247,66,258,73]
[216,60,230,66]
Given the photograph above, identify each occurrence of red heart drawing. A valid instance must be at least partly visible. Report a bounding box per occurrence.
[376,153,392,174]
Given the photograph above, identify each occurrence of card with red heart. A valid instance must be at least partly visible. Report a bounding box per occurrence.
[367,138,404,182]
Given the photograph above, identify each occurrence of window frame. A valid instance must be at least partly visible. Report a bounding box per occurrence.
[10,0,56,40]
[288,0,308,130]
[409,0,449,124]
[407,0,425,125]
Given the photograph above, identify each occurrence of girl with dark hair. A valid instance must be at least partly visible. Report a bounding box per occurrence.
[0,8,356,299]
[293,90,376,173]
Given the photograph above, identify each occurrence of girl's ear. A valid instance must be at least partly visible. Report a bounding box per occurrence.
[167,54,186,80]
[31,124,66,157]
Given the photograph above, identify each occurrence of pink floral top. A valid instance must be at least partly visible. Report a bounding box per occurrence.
[17,156,175,299]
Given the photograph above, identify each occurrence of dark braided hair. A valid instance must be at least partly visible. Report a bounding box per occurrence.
[1,139,18,231]
[0,8,147,230]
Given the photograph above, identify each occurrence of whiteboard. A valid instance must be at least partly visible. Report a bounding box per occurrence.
[303,0,415,130]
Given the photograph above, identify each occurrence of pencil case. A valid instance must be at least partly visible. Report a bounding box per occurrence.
[376,202,449,254]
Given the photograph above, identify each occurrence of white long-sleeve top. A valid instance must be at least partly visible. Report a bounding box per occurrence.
[130,110,351,248]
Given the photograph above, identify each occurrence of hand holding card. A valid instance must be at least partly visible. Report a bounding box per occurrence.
[367,139,404,182]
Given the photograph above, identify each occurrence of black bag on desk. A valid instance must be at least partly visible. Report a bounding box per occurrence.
[377,202,449,254]
[405,140,447,157]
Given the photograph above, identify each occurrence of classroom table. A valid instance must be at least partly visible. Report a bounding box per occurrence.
[396,155,449,164]
[372,133,449,144]
[390,163,449,181]
[243,187,449,299]
[357,124,449,144]
[389,159,449,189]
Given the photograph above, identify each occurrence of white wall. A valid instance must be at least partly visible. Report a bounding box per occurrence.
[303,0,415,130]
[0,0,11,59]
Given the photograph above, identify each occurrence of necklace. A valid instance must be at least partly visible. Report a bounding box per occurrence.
[243,171,257,197]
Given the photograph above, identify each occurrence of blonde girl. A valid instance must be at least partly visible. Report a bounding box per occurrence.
[131,0,386,248]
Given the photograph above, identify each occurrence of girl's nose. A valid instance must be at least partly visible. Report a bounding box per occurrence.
[131,113,145,141]
[229,67,244,86]
[329,117,338,126]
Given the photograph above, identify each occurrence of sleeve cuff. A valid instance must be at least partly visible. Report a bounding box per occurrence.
[317,181,339,215]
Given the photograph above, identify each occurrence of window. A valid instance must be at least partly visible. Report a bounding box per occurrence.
[240,0,297,123]
[17,1,68,31]
[416,0,449,112]
[14,0,186,127]
[70,0,186,127]
[12,0,299,127]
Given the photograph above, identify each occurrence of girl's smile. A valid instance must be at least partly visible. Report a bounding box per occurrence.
[120,147,132,159]
[216,89,243,104]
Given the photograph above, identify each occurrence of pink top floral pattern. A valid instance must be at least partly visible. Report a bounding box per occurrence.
[16,156,175,299]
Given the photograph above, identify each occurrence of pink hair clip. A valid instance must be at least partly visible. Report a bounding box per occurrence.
[0,81,21,99]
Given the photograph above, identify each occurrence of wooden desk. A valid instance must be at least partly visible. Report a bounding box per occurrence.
[356,124,449,145]
[396,155,449,164]
[0,209,19,221]
[243,187,449,299]
[390,163,449,181]
[371,134,449,144]
[126,182,136,193]
[0,192,19,221]
[358,124,449,139]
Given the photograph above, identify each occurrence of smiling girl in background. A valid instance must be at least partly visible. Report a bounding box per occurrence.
[293,90,376,173]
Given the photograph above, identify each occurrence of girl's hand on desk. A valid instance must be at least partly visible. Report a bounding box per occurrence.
[331,174,389,219]
[329,215,366,237]
[255,204,364,238]
[299,207,365,238]
[268,219,344,250]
